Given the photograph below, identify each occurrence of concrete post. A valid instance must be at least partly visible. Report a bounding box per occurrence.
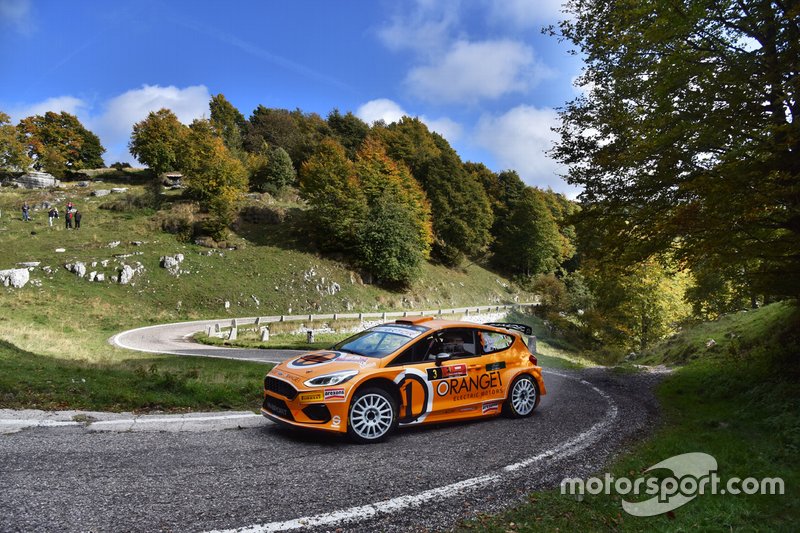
[306,330,315,343]
[228,327,238,341]
[528,335,537,355]
[261,327,270,342]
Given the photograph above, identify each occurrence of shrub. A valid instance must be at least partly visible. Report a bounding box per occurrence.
[239,205,287,225]
[99,192,154,212]
[153,202,198,241]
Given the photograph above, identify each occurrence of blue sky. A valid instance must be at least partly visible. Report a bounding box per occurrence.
[0,0,582,194]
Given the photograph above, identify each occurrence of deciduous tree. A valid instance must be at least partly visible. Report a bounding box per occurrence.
[129,108,187,177]
[492,188,562,277]
[300,136,433,285]
[0,112,31,171]
[179,119,248,238]
[209,94,246,153]
[17,111,105,176]
[551,0,800,300]
[377,117,493,265]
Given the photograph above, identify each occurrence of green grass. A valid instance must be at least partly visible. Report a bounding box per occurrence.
[0,339,272,412]
[196,330,347,351]
[457,302,800,531]
[0,184,533,330]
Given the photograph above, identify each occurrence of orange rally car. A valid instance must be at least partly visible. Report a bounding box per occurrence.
[261,317,546,443]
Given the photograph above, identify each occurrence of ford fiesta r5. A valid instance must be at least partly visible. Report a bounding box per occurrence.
[261,317,546,443]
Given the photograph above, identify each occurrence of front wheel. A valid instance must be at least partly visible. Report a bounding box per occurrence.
[504,374,540,418]
[347,387,397,444]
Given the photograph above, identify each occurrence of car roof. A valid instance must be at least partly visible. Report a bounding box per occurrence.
[391,318,524,337]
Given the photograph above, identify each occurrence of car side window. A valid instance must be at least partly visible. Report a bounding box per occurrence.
[388,329,479,365]
[436,328,478,360]
[389,334,436,366]
[477,330,514,354]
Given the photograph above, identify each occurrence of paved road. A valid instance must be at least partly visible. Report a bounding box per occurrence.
[0,321,664,532]
[110,319,301,363]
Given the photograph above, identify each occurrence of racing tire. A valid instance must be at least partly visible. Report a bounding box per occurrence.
[347,387,397,444]
[504,374,540,418]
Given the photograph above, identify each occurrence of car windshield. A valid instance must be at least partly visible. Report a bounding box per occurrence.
[333,323,429,358]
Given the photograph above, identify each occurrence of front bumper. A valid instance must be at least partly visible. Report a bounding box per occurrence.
[261,392,348,433]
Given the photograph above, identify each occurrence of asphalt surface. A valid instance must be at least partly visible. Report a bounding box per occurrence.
[110,319,298,363]
[0,322,665,532]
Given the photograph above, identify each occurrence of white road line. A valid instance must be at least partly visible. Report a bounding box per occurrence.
[208,370,618,533]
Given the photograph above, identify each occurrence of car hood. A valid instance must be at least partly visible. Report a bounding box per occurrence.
[273,350,379,380]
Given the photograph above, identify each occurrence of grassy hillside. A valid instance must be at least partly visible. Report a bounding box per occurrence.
[0,180,535,411]
[460,301,800,531]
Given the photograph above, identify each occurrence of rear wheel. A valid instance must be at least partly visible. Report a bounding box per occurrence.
[347,387,397,444]
[504,374,540,418]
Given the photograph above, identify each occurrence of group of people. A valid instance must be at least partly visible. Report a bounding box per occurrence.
[21,201,82,229]
[62,202,81,229]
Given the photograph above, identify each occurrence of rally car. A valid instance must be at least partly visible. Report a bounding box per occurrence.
[261,317,546,443]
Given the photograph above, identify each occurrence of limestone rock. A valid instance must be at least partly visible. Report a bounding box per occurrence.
[159,254,184,275]
[65,262,87,278]
[13,172,59,189]
[118,263,144,284]
[0,268,29,288]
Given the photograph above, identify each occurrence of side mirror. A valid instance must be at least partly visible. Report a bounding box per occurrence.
[435,353,450,366]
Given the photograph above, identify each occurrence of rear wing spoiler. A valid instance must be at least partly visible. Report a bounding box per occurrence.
[483,322,533,336]
[484,322,538,356]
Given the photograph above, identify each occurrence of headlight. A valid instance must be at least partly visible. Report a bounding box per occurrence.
[304,370,358,388]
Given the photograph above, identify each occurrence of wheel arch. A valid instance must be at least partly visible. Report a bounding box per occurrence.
[351,377,401,407]
[504,369,546,400]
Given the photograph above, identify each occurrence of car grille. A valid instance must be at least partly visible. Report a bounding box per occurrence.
[263,397,294,421]
[265,376,298,400]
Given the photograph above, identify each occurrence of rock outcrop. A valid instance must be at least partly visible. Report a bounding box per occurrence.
[0,268,29,288]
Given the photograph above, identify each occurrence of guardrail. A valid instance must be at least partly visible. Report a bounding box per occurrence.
[205,302,538,339]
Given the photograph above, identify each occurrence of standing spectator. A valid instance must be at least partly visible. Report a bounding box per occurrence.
[21,202,29,221]
[74,210,82,229]
[48,206,58,227]
[65,209,73,229]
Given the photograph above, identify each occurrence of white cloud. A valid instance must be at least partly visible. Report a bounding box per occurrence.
[94,85,209,142]
[407,39,552,104]
[356,98,407,125]
[484,0,567,28]
[421,116,463,142]
[356,98,463,142]
[8,96,88,123]
[376,0,461,57]
[92,84,210,165]
[0,0,32,33]
[474,105,575,194]
[7,85,211,166]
